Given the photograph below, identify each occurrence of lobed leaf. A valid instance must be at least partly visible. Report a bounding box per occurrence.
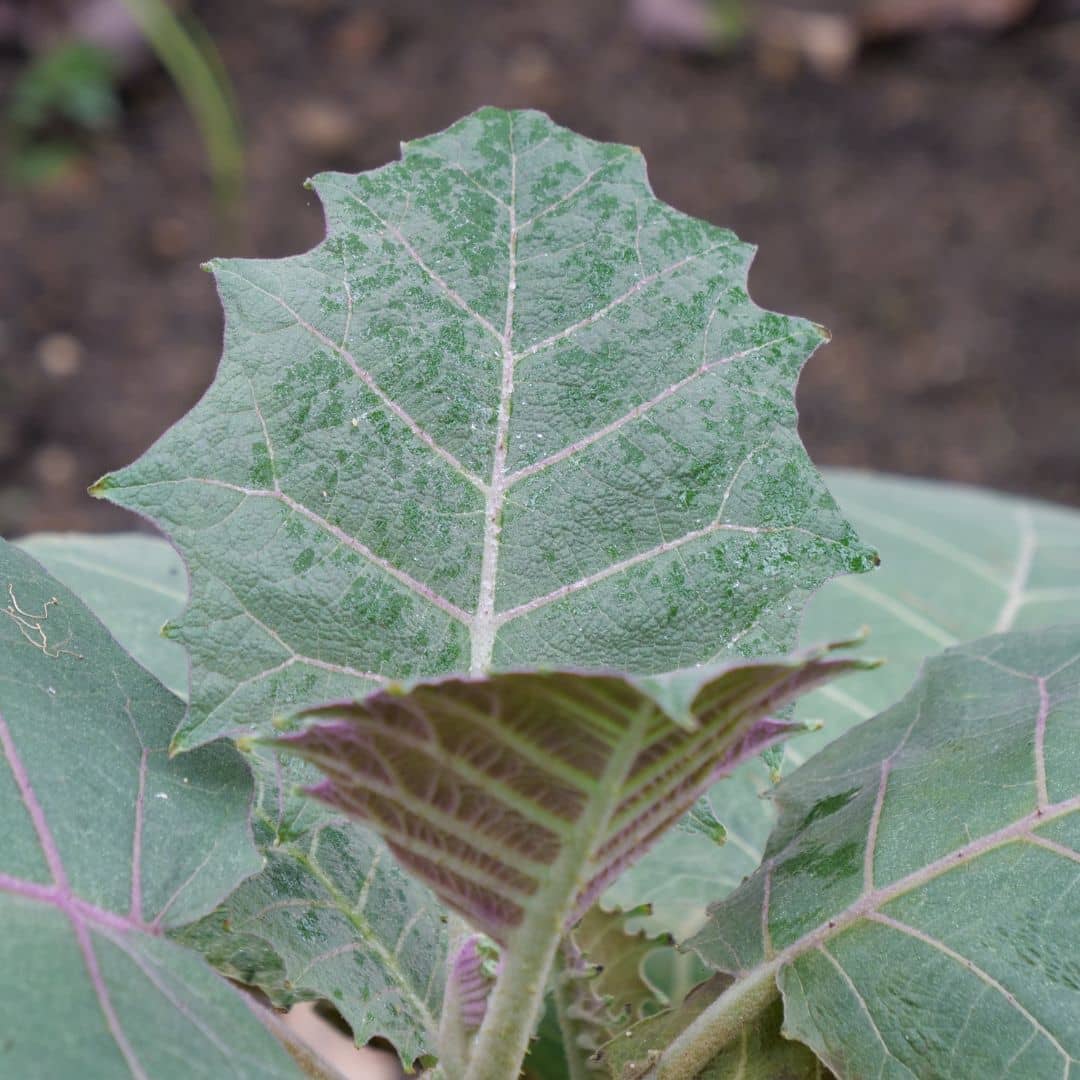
[93,106,873,752]
[277,649,868,947]
[174,748,447,1067]
[0,540,297,1078]
[610,474,1080,937]
[686,623,1080,1079]
[558,902,672,1057]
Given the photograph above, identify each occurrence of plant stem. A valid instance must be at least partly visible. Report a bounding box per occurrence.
[462,711,650,1080]
[652,961,780,1079]
[462,928,562,1080]
[247,1000,352,1080]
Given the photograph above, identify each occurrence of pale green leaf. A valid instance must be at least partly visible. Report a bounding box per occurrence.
[610,474,1080,938]
[686,624,1080,1080]
[13,532,448,1066]
[15,532,188,697]
[175,748,447,1067]
[0,539,297,1078]
[92,106,873,752]
[559,902,672,1054]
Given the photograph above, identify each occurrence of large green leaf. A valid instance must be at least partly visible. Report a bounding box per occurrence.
[93,106,873,752]
[609,474,1080,937]
[682,624,1080,1079]
[0,540,297,1078]
[12,533,448,1066]
[15,532,189,697]
[175,748,447,1067]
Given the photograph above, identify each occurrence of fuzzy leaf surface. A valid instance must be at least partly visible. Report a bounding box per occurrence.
[174,749,447,1067]
[0,540,297,1078]
[688,624,1080,1079]
[16,532,189,697]
[94,106,872,751]
[279,650,866,946]
[14,533,448,1065]
[609,474,1080,937]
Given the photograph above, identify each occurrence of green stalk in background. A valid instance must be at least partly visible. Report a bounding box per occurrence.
[117,0,245,215]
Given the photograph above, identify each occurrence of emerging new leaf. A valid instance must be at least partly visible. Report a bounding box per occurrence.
[278,648,868,947]
[684,624,1080,1079]
[559,902,672,1056]
[93,106,874,751]
[0,541,296,1078]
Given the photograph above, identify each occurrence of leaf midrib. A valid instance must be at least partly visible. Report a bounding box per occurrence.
[176,122,820,676]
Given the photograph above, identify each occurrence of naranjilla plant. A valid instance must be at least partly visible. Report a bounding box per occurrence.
[3,109,1078,1079]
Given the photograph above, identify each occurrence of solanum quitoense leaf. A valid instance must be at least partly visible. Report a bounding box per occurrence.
[668,624,1080,1079]
[93,107,875,753]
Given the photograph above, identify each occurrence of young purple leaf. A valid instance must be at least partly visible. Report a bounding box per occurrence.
[278,649,867,947]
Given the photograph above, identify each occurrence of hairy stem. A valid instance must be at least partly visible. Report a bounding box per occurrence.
[462,710,650,1080]
[652,962,780,1078]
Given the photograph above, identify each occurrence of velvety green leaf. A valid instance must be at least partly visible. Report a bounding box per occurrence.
[687,624,1080,1079]
[175,747,447,1067]
[0,540,297,1078]
[596,976,827,1079]
[279,649,867,948]
[15,532,188,697]
[93,106,873,752]
[610,475,1080,937]
[14,533,448,1066]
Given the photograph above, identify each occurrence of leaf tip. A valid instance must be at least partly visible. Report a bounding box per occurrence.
[812,321,833,343]
[88,473,115,498]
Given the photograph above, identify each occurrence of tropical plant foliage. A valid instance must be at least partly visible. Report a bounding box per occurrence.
[3,109,1078,1079]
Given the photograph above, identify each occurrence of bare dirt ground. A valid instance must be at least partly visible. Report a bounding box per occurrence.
[2,0,1078,537]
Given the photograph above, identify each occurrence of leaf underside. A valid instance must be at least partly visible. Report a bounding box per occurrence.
[280,651,865,947]
[94,105,873,752]
[0,540,296,1078]
[608,474,1080,938]
[691,624,1080,1079]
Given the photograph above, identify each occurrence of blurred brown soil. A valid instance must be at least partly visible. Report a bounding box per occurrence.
[1,0,1078,536]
